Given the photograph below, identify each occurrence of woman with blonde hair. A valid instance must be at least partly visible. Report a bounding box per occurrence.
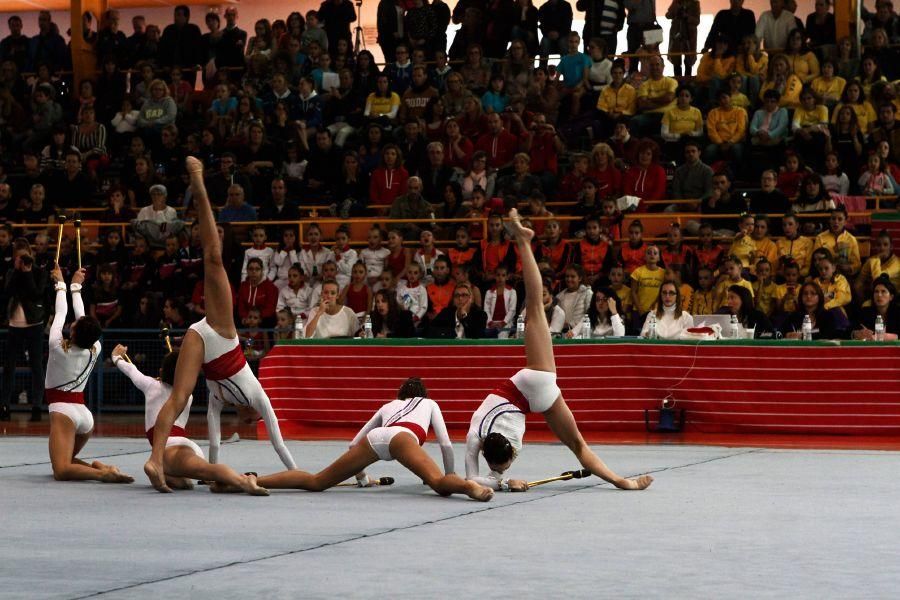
[759,54,802,108]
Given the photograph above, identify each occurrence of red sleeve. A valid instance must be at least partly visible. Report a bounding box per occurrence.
[261,281,278,318]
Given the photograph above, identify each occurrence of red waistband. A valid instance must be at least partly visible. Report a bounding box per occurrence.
[491,379,530,414]
[202,344,246,381]
[391,421,426,446]
[145,425,187,444]
[46,389,85,404]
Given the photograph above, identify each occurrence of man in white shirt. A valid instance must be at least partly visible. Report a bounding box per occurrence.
[755,0,796,51]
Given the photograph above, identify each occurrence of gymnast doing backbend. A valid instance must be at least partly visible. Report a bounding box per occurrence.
[465,209,654,492]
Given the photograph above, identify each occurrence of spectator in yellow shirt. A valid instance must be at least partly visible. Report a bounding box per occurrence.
[729,213,757,270]
[830,80,877,134]
[774,261,802,315]
[630,245,666,315]
[365,74,401,124]
[696,36,735,102]
[857,55,887,100]
[810,59,846,109]
[791,88,830,168]
[777,212,814,276]
[759,54,803,109]
[715,255,754,308]
[855,229,900,298]
[595,60,636,138]
[690,267,717,316]
[752,258,778,317]
[735,34,767,101]
[725,73,751,109]
[784,28,820,83]
[632,55,677,136]
[661,86,704,150]
[750,215,779,274]
[705,90,747,164]
[815,253,852,313]
[814,205,861,277]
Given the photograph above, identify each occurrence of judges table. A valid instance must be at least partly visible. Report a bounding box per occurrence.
[259,339,900,436]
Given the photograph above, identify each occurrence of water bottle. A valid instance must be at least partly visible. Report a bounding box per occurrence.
[293,314,305,339]
[801,315,812,341]
[874,315,885,342]
[516,314,525,339]
[580,315,592,339]
[363,314,373,338]
[646,312,658,339]
[729,315,740,339]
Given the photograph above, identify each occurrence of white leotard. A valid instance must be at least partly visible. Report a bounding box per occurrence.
[188,317,297,470]
[351,397,455,474]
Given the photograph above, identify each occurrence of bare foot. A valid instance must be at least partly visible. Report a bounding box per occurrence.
[615,475,654,490]
[240,473,270,496]
[505,208,534,244]
[144,459,172,493]
[99,468,134,484]
[166,475,194,490]
[185,156,204,175]
[467,482,494,502]
[209,481,242,493]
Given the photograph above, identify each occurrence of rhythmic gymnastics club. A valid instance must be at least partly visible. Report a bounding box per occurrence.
[73,215,82,270]
[336,476,395,488]
[160,327,173,353]
[526,469,591,489]
[53,214,67,265]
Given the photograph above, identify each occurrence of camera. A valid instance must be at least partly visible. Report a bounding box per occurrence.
[19,254,33,268]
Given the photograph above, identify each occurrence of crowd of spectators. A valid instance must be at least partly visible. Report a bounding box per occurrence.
[1,0,899,382]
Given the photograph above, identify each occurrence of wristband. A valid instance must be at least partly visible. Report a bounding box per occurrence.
[54,282,67,292]
[70,283,83,293]
[499,479,511,492]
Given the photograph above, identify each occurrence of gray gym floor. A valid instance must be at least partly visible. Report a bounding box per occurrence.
[1,436,899,599]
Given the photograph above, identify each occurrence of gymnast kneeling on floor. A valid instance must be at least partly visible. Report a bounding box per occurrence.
[257,378,494,502]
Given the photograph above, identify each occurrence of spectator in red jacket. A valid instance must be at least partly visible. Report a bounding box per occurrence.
[238,257,278,326]
[622,139,667,209]
[475,111,520,171]
[369,143,410,205]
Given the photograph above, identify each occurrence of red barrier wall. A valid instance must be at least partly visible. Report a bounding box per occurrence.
[260,339,900,436]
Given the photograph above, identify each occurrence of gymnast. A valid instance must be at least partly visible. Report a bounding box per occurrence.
[46,266,132,483]
[113,345,266,494]
[257,377,494,502]
[144,156,296,493]
[465,209,654,492]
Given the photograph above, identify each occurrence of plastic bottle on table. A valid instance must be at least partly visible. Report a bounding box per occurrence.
[646,312,658,339]
[801,315,812,341]
[516,314,525,339]
[294,314,305,339]
[729,315,740,339]
[580,315,592,339]
[874,315,885,342]
[363,314,373,338]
